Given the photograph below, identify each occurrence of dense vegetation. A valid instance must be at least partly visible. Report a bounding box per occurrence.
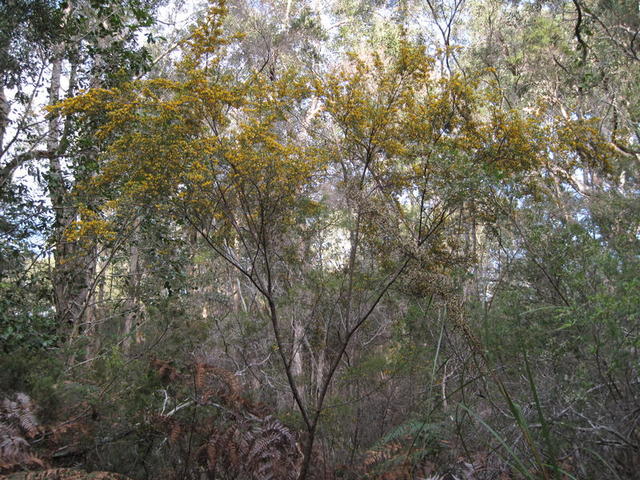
[1,0,638,479]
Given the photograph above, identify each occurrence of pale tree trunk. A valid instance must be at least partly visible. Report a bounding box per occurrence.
[0,87,19,191]
[123,220,142,354]
[309,325,327,404]
[0,87,8,155]
[285,0,293,24]
[48,45,76,329]
[49,48,93,341]
[85,252,106,356]
[230,271,248,312]
[551,174,572,224]
[49,1,104,358]
[47,52,97,362]
[291,316,306,404]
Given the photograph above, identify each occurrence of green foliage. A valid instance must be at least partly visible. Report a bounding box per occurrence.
[0,187,57,354]
[0,277,56,353]
[0,0,62,87]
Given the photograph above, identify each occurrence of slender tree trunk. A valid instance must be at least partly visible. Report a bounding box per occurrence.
[49,44,95,345]
[0,87,8,155]
[230,270,247,312]
[313,336,326,403]
[49,48,104,367]
[48,46,75,329]
[291,316,306,404]
[123,220,142,354]
[86,252,106,356]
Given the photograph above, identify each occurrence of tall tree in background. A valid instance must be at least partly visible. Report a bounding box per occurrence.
[1,0,160,359]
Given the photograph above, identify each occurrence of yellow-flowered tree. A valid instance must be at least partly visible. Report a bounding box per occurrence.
[54,1,618,477]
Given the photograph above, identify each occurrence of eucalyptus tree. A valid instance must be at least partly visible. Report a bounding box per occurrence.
[0,0,162,359]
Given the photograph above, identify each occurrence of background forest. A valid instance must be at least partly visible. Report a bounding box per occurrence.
[0,0,638,479]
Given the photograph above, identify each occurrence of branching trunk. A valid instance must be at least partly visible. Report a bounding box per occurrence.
[48,46,78,330]
[48,35,98,363]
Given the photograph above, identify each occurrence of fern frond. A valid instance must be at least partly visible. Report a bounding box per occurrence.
[247,430,282,464]
[194,363,243,408]
[243,416,301,480]
[196,441,219,475]
[2,393,40,439]
[377,419,442,447]
[1,467,134,479]
[13,393,39,438]
[194,362,207,392]
[155,360,302,480]
[362,419,445,480]
[260,417,297,449]
[1,393,44,472]
[151,359,179,384]
[169,421,183,445]
[0,423,45,472]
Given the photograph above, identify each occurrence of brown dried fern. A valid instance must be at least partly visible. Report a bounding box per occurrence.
[1,467,134,479]
[150,358,179,384]
[2,393,40,439]
[194,362,243,408]
[197,416,301,480]
[1,393,45,472]
[153,360,302,480]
